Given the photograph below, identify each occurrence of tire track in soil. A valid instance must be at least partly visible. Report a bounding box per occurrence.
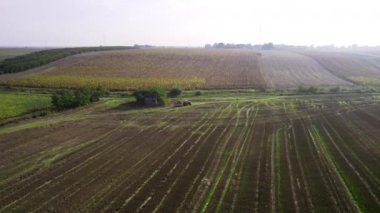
[307,124,360,212]
[192,104,249,212]
[0,113,166,211]
[317,120,380,212]
[229,106,260,212]
[151,105,248,212]
[213,105,258,212]
[0,125,124,207]
[294,119,340,212]
[28,112,195,212]
[94,105,227,212]
[174,105,240,212]
[118,104,239,212]
[87,109,215,211]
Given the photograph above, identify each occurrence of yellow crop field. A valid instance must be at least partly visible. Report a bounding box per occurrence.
[0,48,265,90]
[2,75,205,90]
[347,76,380,86]
[1,48,380,90]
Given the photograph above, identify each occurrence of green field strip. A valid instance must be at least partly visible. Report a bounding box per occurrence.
[199,138,242,210]
[215,106,258,212]
[0,92,51,120]
[85,110,215,211]
[197,104,247,212]
[274,128,284,213]
[308,125,362,212]
[100,104,227,212]
[176,110,238,211]
[116,106,228,211]
[289,125,315,211]
[140,106,230,212]
[296,119,340,212]
[30,125,176,212]
[283,127,301,212]
[0,126,125,212]
[25,122,180,211]
[230,106,260,212]
[83,109,216,211]
[151,121,223,212]
[0,125,123,197]
[321,115,380,186]
[319,124,380,210]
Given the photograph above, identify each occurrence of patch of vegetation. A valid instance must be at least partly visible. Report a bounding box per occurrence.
[0,91,51,120]
[329,86,341,93]
[0,46,133,74]
[194,90,202,96]
[132,87,168,106]
[168,87,182,98]
[348,76,380,86]
[1,75,205,90]
[51,86,109,110]
[297,85,320,94]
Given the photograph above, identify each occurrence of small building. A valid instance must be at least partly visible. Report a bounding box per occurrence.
[143,93,158,106]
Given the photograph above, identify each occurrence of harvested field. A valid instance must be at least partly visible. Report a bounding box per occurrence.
[258,51,352,88]
[0,48,265,89]
[299,51,380,86]
[2,48,380,89]
[0,91,379,212]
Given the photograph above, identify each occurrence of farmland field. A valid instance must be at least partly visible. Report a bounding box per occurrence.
[299,51,380,86]
[0,90,51,120]
[258,51,352,88]
[0,48,44,62]
[0,91,379,212]
[0,48,265,89]
[1,48,380,90]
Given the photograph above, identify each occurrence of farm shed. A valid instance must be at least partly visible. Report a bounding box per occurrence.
[143,93,158,105]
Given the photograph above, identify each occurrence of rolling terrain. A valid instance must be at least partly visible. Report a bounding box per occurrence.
[1,48,379,90]
[0,48,45,62]
[299,51,380,86]
[258,51,352,88]
[0,91,379,212]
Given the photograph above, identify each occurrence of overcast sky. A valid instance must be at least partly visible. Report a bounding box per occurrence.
[1,0,379,47]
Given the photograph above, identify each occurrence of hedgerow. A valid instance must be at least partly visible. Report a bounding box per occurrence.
[0,46,134,74]
[51,86,109,110]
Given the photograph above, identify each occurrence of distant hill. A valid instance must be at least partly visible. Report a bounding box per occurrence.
[1,48,379,90]
[0,46,134,74]
[0,48,46,62]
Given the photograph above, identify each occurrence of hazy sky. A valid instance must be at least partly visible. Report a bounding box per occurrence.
[1,0,379,47]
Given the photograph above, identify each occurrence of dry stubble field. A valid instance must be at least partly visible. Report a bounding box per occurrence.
[2,48,380,90]
[0,92,379,212]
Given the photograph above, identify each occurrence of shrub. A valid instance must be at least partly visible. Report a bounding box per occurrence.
[168,87,182,98]
[194,91,202,96]
[329,86,341,93]
[297,85,307,93]
[51,86,109,110]
[297,85,320,94]
[307,85,320,94]
[132,87,167,106]
[52,90,76,110]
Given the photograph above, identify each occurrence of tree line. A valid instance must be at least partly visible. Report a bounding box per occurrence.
[0,46,134,74]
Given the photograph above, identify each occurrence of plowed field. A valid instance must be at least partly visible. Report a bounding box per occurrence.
[1,92,379,212]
